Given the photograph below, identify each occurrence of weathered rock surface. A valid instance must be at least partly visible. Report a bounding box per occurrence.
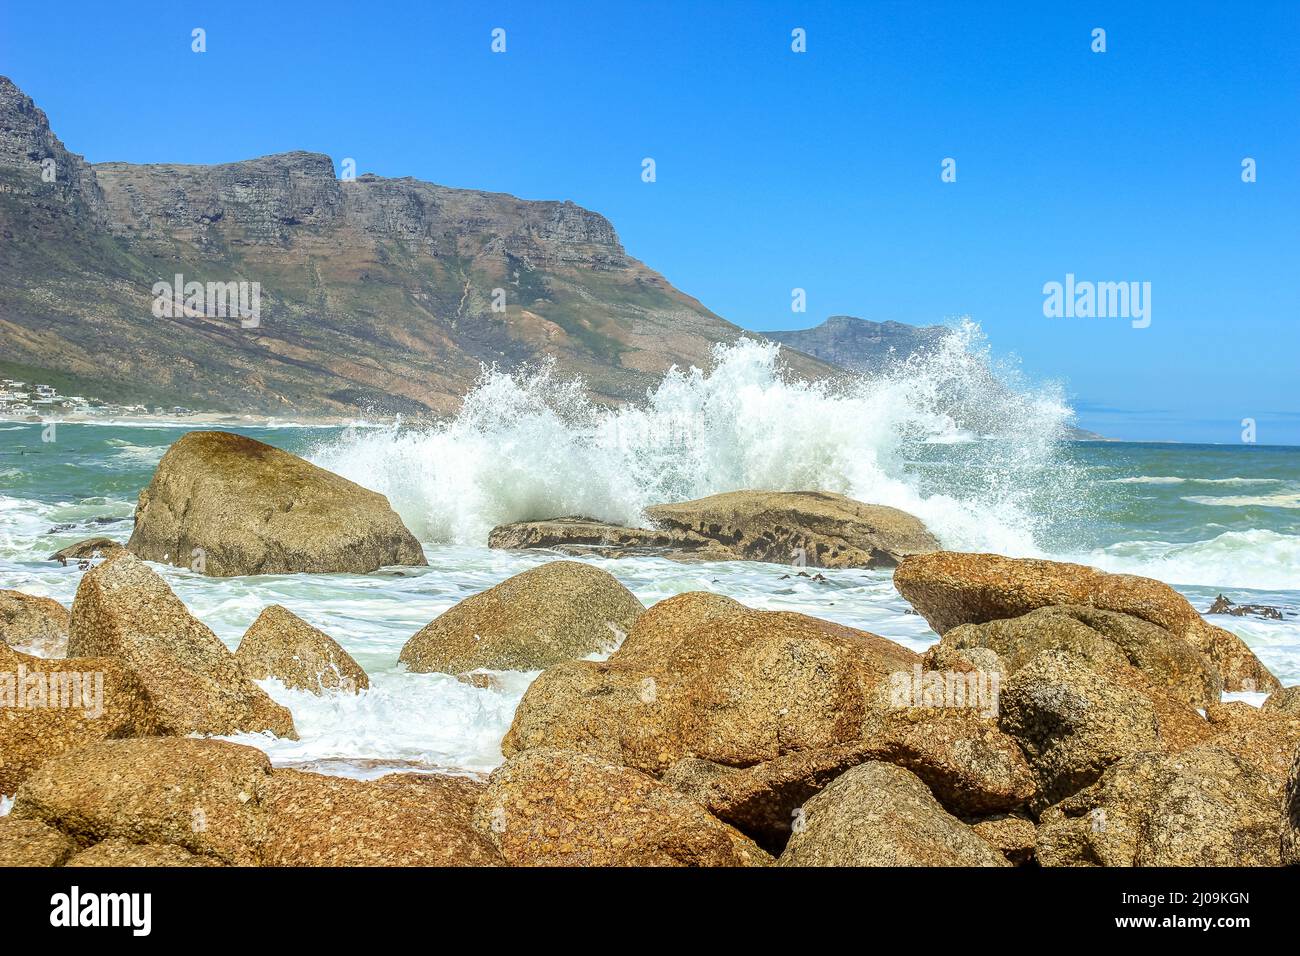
[0,643,161,794]
[777,762,1009,867]
[0,817,77,866]
[970,814,1037,865]
[48,537,125,565]
[490,491,939,568]
[67,551,296,737]
[1264,685,1300,716]
[931,604,1222,710]
[502,591,919,774]
[999,651,1161,812]
[1036,746,1283,867]
[66,839,222,867]
[1199,701,1300,787]
[0,588,69,656]
[126,431,427,577]
[662,708,1034,854]
[400,561,644,673]
[895,552,1279,692]
[1283,745,1300,865]
[236,605,368,694]
[12,737,273,864]
[487,517,722,560]
[644,491,939,568]
[259,770,500,866]
[11,737,496,866]
[473,748,771,866]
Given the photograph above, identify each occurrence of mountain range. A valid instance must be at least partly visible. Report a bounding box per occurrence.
[0,76,1041,425]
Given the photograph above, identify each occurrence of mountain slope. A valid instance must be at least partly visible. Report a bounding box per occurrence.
[0,77,830,416]
[766,316,949,374]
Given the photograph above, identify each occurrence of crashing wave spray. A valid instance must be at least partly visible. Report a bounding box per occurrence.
[311,320,1078,554]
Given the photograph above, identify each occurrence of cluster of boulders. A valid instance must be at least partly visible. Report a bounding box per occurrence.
[4,431,1297,867]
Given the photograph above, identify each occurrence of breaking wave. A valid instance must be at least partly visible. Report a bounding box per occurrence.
[312,321,1079,555]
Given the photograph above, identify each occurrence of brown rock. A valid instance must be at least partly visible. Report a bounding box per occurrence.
[0,589,69,657]
[66,839,222,867]
[259,770,500,866]
[473,748,771,866]
[971,814,1037,865]
[48,537,125,565]
[400,561,644,673]
[0,817,76,866]
[0,643,161,794]
[644,490,939,569]
[11,737,273,864]
[1036,746,1282,867]
[236,605,368,694]
[487,517,722,560]
[1264,685,1300,716]
[502,591,920,774]
[777,762,1008,867]
[894,552,1279,692]
[1199,702,1300,787]
[126,431,427,576]
[999,651,1160,811]
[933,604,1221,709]
[1283,745,1300,865]
[68,551,295,738]
[663,707,1035,852]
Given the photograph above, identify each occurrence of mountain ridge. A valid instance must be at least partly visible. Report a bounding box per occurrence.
[0,76,832,416]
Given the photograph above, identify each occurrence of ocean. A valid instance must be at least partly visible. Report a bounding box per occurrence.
[1,334,1296,784]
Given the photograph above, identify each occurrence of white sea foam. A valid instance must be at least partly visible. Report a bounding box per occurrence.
[1182,493,1300,509]
[1072,529,1300,590]
[1107,476,1282,486]
[311,321,1075,556]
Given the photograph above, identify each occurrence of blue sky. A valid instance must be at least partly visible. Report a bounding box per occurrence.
[3,1,1297,443]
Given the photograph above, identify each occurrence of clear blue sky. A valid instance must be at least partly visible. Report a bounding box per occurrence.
[3,1,1297,443]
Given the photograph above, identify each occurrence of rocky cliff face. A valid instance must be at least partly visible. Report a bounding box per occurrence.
[766,316,949,374]
[0,76,829,416]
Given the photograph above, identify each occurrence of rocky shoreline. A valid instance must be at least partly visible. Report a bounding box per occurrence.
[1,431,1297,868]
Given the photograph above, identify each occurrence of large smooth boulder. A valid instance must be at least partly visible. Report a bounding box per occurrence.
[895,552,1279,692]
[12,737,272,864]
[0,589,69,657]
[399,561,645,674]
[259,770,500,866]
[644,490,939,569]
[777,762,1009,867]
[998,651,1160,812]
[236,605,369,694]
[0,818,77,866]
[502,591,920,774]
[1036,746,1283,867]
[126,430,426,576]
[473,748,770,866]
[930,604,1222,710]
[0,643,161,794]
[67,552,295,737]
